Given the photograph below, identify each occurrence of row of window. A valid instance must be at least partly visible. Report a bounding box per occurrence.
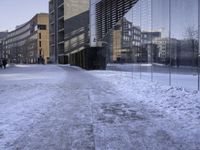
[4,31,31,45]
[5,24,46,44]
[4,33,38,50]
[7,23,31,38]
[65,34,85,50]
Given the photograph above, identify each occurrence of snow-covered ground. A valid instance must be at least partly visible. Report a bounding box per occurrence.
[90,70,200,150]
[0,65,200,150]
[91,70,200,129]
[0,65,67,149]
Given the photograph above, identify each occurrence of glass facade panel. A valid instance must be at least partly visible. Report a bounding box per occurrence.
[125,1,141,78]
[171,0,199,90]
[92,0,200,91]
[140,0,152,81]
[152,0,170,85]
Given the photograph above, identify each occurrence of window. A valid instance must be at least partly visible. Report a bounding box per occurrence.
[39,33,41,39]
[65,40,69,49]
[39,41,42,47]
[38,25,47,30]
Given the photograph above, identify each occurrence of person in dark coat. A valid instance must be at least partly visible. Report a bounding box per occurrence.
[2,59,7,69]
[42,57,45,65]
[0,60,2,68]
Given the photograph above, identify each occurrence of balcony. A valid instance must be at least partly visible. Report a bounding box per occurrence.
[57,0,64,8]
[58,32,64,43]
[57,4,64,19]
[58,44,64,55]
[58,19,64,31]
[49,15,55,25]
[49,0,54,13]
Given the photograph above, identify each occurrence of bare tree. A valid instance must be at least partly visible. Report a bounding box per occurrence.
[184,26,198,67]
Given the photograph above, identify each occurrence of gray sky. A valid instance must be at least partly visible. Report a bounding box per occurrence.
[0,0,49,32]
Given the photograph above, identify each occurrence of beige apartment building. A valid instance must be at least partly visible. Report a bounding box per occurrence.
[2,13,49,64]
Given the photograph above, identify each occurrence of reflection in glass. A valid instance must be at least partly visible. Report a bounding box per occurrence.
[171,0,199,90]
[99,0,200,90]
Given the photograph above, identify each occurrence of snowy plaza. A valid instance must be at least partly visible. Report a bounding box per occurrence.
[1,0,200,149]
[0,65,200,150]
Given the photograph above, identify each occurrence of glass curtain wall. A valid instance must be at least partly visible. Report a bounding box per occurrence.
[171,0,199,90]
[152,0,170,85]
[140,0,152,81]
[105,0,200,91]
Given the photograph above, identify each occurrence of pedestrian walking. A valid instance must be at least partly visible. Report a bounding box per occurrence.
[0,59,2,68]
[42,57,45,65]
[2,59,7,69]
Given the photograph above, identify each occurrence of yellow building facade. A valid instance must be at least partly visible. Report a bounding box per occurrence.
[2,13,49,64]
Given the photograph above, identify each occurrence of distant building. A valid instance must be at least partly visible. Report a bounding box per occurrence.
[111,18,163,63]
[2,13,49,64]
[153,38,178,65]
[0,40,3,59]
[141,32,161,44]
[0,41,3,59]
[112,18,141,63]
[140,31,161,63]
[0,31,8,59]
[0,31,8,39]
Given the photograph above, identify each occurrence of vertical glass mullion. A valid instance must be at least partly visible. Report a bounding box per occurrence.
[198,0,200,90]
[131,4,134,80]
[151,0,153,82]
[140,0,142,79]
[169,0,172,86]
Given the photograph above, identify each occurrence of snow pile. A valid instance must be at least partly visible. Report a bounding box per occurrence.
[90,71,200,130]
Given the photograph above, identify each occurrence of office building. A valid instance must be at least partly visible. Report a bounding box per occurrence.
[0,31,8,59]
[50,0,102,69]
[112,17,141,63]
[2,13,49,64]
[153,38,178,65]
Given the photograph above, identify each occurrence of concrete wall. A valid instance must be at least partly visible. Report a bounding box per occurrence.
[64,0,89,21]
